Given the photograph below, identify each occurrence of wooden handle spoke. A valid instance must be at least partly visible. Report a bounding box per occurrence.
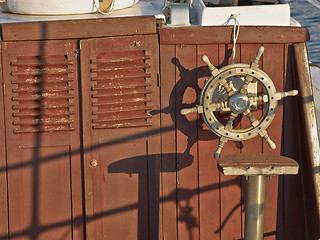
[225,112,238,130]
[209,100,230,112]
[244,109,259,127]
[259,129,276,149]
[219,79,236,96]
[214,137,228,158]
[180,105,204,115]
[239,75,255,94]
[202,55,220,77]
[248,95,268,104]
[250,46,264,70]
[275,90,298,100]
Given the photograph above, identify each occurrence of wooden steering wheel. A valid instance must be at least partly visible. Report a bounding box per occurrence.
[181,46,298,158]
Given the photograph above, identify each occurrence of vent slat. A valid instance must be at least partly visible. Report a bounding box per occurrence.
[95,51,148,60]
[11,76,73,84]
[90,62,150,72]
[13,117,74,125]
[92,83,151,90]
[92,98,151,106]
[91,73,151,81]
[12,68,71,76]
[93,113,151,123]
[13,93,73,101]
[11,58,72,66]
[14,125,75,134]
[93,122,152,129]
[90,49,153,130]
[93,105,152,115]
[13,110,70,117]
[91,55,150,63]
[12,86,73,93]
[92,89,152,98]
[13,102,73,109]
[10,54,75,134]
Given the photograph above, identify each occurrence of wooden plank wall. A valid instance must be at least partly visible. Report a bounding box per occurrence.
[0,21,313,240]
[159,26,309,239]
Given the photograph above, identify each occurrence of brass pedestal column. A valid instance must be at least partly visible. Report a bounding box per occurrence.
[245,175,266,240]
[217,153,299,240]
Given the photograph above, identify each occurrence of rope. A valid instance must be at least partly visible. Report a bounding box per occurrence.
[93,0,115,15]
[230,14,240,64]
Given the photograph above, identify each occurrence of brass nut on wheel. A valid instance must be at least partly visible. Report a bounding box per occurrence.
[90,159,98,168]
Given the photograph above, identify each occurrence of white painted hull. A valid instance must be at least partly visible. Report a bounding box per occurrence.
[0,0,139,15]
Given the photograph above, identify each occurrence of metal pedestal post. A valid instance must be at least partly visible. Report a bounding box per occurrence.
[217,154,299,240]
[245,175,266,240]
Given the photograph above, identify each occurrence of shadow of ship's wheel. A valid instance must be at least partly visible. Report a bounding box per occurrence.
[181,46,298,158]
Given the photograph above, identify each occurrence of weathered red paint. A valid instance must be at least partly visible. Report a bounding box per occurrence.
[0,17,317,240]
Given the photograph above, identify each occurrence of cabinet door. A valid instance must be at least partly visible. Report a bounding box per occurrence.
[80,35,160,240]
[2,40,83,240]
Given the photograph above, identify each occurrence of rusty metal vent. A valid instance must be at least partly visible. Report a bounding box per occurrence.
[10,55,75,134]
[90,50,153,129]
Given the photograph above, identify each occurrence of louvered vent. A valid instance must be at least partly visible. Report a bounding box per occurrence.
[10,55,75,134]
[90,50,152,129]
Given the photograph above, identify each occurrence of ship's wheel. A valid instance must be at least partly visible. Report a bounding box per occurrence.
[181,46,298,158]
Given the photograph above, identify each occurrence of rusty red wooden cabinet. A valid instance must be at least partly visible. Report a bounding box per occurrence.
[80,34,161,240]
[0,16,317,240]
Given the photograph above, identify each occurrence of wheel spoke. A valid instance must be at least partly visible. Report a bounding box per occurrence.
[219,78,236,96]
[225,112,238,130]
[239,46,264,94]
[250,46,264,70]
[248,94,269,104]
[208,100,230,112]
[259,129,276,149]
[214,136,228,158]
[180,105,204,115]
[239,75,254,95]
[274,90,298,100]
[244,109,259,127]
[202,55,220,77]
